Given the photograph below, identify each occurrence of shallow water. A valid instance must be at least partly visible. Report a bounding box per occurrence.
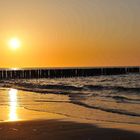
[0,74,140,123]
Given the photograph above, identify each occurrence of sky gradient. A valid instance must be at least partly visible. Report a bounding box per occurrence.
[0,0,140,68]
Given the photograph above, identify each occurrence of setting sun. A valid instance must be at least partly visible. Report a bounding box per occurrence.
[9,38,21,50]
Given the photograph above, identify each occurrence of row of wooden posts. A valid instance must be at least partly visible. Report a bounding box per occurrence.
[0,67,139,79]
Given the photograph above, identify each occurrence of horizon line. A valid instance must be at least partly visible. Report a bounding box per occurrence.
[0,66,140,70]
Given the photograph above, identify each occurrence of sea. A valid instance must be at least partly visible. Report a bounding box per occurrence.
[0,73,140,123]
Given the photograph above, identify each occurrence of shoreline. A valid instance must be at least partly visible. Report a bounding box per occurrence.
[0,88,140,139]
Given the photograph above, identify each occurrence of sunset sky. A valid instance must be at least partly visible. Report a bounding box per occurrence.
[0,0,140,68]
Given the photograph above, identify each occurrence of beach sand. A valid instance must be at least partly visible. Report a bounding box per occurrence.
[0,119,140,140]
[0,88,140,140]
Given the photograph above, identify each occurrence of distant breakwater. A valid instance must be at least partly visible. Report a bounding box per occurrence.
[0,67,139,79]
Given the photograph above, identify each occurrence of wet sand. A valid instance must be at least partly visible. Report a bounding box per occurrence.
[0,88,140,140]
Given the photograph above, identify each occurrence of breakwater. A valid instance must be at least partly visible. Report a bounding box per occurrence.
[0,67,139,79]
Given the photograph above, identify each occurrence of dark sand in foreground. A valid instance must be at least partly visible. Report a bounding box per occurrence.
[0,120,140,140]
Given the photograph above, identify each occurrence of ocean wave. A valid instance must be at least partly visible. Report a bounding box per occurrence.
[70,100,140,117]
[111,96,140,102]
[0,75,140,121]
[83,85,140,93]
[1,79,140,94]
[0,81,83,91]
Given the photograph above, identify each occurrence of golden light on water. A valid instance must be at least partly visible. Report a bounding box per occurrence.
[10,68,20,70]
[8,88,18,121]
[9,38,21,50]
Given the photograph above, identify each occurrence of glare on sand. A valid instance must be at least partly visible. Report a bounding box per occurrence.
[9,38,21,50]
[8,88,18,121]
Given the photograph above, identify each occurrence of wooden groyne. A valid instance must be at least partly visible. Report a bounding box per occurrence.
[0,67,139,79]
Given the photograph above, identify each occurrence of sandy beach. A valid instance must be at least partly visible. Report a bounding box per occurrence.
[0,88,140,140]
[0,119,140,140]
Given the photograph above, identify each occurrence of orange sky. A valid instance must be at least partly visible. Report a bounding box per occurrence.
[0,0,140,68]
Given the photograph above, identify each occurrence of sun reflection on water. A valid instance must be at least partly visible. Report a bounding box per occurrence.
[8,88,18,121]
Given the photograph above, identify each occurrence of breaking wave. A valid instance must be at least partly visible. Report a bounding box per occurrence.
[0,74,140,117]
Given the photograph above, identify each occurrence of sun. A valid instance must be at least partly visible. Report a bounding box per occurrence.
[9,38,21,50]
